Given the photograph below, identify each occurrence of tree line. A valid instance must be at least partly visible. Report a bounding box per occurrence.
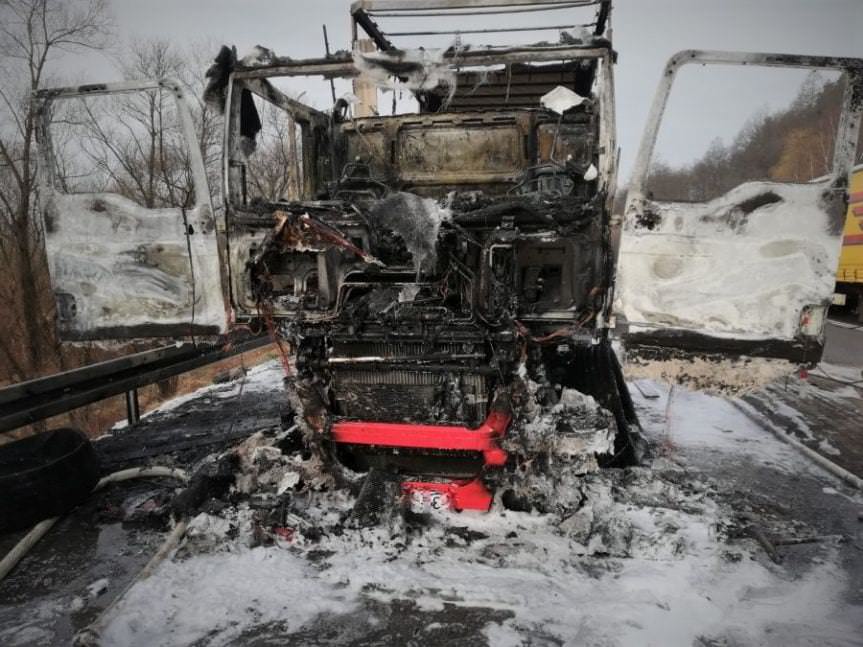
[646,73,863,203]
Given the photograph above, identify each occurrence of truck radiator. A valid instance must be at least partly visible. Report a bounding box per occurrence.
[330,366,489,426]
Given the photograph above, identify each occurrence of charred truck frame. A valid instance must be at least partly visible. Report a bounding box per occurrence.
[33,1,863,512]
[223,0,636,511]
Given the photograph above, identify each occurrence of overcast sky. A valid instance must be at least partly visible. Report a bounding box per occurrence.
[55,0,863,180]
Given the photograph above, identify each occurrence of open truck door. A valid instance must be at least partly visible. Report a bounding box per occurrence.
[614,51,863,385]
[34,80,228,340]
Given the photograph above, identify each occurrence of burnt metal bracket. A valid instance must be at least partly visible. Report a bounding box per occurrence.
[351,8,394,51]
[594,0,611,36]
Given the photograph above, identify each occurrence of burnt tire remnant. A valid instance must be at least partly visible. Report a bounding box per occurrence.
[0,428,100,533]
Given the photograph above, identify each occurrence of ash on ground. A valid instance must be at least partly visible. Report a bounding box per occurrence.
[5,360,860,647]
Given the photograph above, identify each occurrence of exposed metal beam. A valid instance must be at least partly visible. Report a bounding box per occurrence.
[350,0,603,46]
[352,0,597,11]
[594,0,611,35]
[352,8,394,51]
[234,45,612,80]
[386,24,580,37]
[369,5,591,18]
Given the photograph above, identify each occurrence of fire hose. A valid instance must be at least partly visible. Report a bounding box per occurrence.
[0,466,189,583]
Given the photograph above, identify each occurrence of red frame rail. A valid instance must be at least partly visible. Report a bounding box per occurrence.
[331,409,511,511]
[331,410,510,467]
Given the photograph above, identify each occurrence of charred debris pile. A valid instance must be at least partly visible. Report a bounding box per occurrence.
[240,147,644,511]
[146,376,635,551]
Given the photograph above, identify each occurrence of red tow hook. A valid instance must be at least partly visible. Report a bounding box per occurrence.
[402,478,495,512]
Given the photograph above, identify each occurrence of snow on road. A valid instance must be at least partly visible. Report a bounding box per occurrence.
[90,361,863,647]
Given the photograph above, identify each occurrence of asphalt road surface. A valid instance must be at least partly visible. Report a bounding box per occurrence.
[823,316,863,369]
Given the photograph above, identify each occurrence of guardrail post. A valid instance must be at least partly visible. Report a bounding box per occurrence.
[125,389,140,426]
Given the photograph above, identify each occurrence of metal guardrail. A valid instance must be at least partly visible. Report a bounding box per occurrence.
[0,336,271,434]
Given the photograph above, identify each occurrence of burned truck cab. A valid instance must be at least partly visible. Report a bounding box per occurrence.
[35,0,862,513]
[216,3,635,506]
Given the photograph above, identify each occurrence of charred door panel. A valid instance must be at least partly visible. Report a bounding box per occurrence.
[34,80,227,340]
[615,51,863,366]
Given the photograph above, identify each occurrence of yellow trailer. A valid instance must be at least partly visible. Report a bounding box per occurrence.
[835,164,863,321]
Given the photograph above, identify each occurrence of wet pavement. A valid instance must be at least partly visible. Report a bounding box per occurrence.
[0,372,290,646]
[741,317,863,478]
[231,599,516,647]
[635,383,863,610]
[0,481,171,646]
[96,379,288,472]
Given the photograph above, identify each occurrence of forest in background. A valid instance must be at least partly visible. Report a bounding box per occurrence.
[645,73,863,203]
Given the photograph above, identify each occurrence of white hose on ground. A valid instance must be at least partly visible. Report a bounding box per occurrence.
[95,466,189,490]
[135,517,189,579]
[0,466,189,583]
[0,517,60,582]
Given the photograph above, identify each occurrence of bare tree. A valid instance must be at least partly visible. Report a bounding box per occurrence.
[646,76,861,203]
[0,0,112,384]
[246,99,303,203]
[59,39,221,213]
